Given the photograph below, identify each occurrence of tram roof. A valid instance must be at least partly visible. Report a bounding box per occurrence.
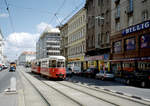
[40,56,66,61]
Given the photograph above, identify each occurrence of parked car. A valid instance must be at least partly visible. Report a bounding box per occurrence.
[122,70,150,87]
[71,66,81,76]
[84,68,99,78]
[9,66,16,72]
[96,70,115,80]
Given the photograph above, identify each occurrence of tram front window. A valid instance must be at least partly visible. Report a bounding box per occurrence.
[57,61,65,67]
[51,60,56,68]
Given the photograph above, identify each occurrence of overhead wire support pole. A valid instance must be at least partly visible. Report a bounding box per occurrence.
[4,0,15,32]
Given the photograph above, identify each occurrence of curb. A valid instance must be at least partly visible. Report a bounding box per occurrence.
[67,79,150,103]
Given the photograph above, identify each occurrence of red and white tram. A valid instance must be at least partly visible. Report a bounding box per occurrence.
[40,56,66,79]
[31,59,41,74]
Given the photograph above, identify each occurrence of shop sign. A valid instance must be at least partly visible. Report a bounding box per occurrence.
[68,56,84,62]
[85,54,109,61]
[122,20,150,35]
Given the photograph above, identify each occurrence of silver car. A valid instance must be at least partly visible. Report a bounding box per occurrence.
[96,70,115,80]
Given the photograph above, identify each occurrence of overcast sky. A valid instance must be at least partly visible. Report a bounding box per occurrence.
[0,0,85,61]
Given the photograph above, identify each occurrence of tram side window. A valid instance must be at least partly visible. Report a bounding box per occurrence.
[41,61,47,68]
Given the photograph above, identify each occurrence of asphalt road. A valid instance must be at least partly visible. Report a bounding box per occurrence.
[0,68,20,106]
[0,69,17,92]
[69,75,150,100]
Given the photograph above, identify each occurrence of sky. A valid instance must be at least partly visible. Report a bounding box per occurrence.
[0,0,86,61]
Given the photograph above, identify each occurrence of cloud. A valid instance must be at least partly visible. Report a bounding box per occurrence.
[4,22,59,61]
[4,32,40,60]
[37,22,53,33]
[0,13,9,18]
[37,22,60,33]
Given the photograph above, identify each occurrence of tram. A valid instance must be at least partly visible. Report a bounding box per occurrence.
[40,56,66,79]
[31,59,41,74]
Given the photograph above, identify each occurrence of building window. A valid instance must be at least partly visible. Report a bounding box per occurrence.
[115,21,120,31]
[128,16,133,26]
[113,40,122,53]
[125,37,136,51]
[142,10,148,21]
[115,4,120,20]
[98,33,101,45]
[140,34,150,48]
[106,32,109,43]
[98,0,100,6]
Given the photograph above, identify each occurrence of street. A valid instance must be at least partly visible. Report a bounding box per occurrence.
[0,66,150,106]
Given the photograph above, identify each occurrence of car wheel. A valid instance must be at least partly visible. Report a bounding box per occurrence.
[141,81,146,88]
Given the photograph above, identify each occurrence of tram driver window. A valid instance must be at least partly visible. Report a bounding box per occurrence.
[57,62,65,67]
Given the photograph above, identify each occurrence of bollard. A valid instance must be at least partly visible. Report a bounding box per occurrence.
[10,77,16,92]
[5,77,17,94]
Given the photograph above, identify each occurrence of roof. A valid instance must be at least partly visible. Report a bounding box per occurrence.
[22,51,36,55]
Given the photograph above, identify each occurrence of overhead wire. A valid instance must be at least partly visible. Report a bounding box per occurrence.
[4,0,15,32]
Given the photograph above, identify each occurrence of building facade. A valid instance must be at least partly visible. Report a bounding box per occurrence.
[67,8,86,70]
[0,29,4,64]
[84,0,111,70]
[18,51,36,65]
[59,23,68,62]
[110,0,150,73]
[36,28,61,59]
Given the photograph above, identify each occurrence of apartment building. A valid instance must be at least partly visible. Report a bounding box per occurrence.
[84,0,111,70]
[67,8,86,70]
[36,28,60,59]
[110,0,150,72]
[18,51,36,65]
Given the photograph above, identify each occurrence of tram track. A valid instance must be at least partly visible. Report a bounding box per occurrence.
[21,69,150,106]
[20,70,51,106]
[54,80,150,106]
[42,80,119,105]
[20,70,82,106]
[24,70,118,106]
[62,80,150,105]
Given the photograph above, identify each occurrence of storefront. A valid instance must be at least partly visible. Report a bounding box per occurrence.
[84,54,110,71]
[110,20,150,74]
[68,56,84,70]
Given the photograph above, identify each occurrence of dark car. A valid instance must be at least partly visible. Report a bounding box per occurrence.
[123,70,150,87]
[84,68,99,78]
[9,66,16,72]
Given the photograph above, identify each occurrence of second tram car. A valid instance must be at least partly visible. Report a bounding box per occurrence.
[31,59,41,74]
[40,56,66,79]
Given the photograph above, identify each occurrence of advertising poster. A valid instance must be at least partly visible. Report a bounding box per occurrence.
[140,34,150,48]
[114,41,122,53]
[125,37,136,50]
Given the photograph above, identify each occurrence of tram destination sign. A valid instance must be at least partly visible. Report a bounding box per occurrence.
[122,20,150,35]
